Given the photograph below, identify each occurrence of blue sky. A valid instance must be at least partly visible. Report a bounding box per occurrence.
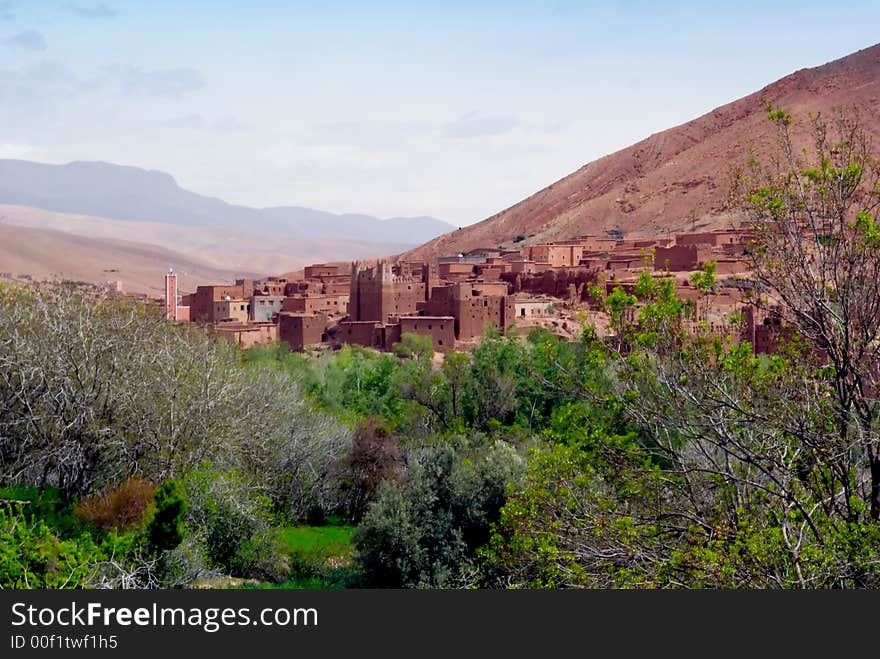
[1,1,878,225]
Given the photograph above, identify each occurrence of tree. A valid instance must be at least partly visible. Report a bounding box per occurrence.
[391,332,435,360]
[148,480,186,553]
[604,285,636,344]
[353,440,524,587]
[181,466,287,581]
[689,260,716,322]
[741,106,880,519]
[335,419,402,522]
[0,286,349,521]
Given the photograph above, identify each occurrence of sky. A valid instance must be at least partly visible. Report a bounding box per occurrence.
[0,1,878,226]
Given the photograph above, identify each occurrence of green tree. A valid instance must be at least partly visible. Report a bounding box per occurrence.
[147,480,187,553]
[354,440,524,587]
[741,107,880,519]
[392,332,435,360]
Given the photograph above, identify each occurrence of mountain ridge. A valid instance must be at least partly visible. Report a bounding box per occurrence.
[404,43,880,261]
[0,222,260,295]
[0,159,456,245]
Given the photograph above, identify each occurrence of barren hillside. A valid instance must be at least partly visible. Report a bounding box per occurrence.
[0,223,259,295]
[0,205,412,276]
[406,43,880,260]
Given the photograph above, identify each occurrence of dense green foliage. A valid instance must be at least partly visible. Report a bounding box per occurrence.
[147,480,186,553]
[354,439,524,587]
[3,111,880,589]
[0,287,350,587]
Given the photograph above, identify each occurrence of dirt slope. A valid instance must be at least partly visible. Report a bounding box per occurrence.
[407,43,880,260]
[0,223,259,295]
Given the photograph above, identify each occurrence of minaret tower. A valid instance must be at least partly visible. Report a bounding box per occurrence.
[164,266,178,321]
[349,261,361,321]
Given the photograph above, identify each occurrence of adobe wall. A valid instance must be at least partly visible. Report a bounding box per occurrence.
[190,284,249,322]
[399,316,456,349]
[653,245,708,272]
[382,323,402,350]
[439,262,475,277]
[213,299,250,323]
[573,236,619,251]
[304,265,340,278]
[251,295,285,322]
[256,282,286,296]
[509,260,537,274]
[235,279,256,299]
[456,295,515,340]
[515,299,554,318]
[279,313,327,351]
[714,259,750,275]
[321,279,350,295]
[213,323,278,349]
[675,231,752,247]
[338,320,382,348]
[283,295,348,315]
[475,265,504,280]
[350,262,426,323]
[503,268,598,298]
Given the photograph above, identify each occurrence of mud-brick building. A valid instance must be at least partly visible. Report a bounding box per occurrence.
[336,320,402,351]
[399,316,455,349]
[348,260,428,324]
[282,294,348,315]
[279,313,327,352]
[525,242,600,267]
[251,295,284,321]
[303,264,340,278]
[652,245,714,271]
[740,306,791,355]
[675,230,754,248]
[213,322,278,348]
[188,279,255,322]
[424,282,515,341]
[213,298,250,323]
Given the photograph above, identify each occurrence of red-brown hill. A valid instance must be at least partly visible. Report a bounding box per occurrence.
[406,43,880,261]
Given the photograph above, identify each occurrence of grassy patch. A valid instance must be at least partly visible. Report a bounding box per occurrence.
[280,524,354,561]
[0,485,43,501]
[272,523,358,589]
[248,571,352,590]
[0,486,78,536]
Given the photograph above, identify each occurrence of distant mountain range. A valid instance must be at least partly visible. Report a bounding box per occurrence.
[0,222,262,296]
[0,160,456,245]
[406,43,880,261]
[0,203,416,287]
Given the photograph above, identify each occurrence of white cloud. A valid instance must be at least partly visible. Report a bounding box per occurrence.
[62,3,116,20]
[213,116,247,133]
[0,142,42,159]
[443,112,519,139]
[307,119,429,149]
[3,29,48,52]
[109,65,205,98]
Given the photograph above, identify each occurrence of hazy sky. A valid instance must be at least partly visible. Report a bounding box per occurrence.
[1,1,878,225]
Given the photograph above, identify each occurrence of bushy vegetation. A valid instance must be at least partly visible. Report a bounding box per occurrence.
[3,109,880,589]
[0,287,350,588]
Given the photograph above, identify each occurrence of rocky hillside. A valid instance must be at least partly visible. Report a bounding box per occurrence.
[406,43,880,260]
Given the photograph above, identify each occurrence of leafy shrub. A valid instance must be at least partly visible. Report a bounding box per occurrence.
[74,477,155,532]
[0,486,77,536]
[0,506,100,588]
[392,333,434,360]
[353,440,524,587]
[182,466,288,581]
[147,480,187,553]
[335,419,403,522]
